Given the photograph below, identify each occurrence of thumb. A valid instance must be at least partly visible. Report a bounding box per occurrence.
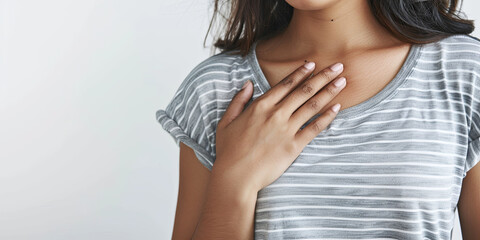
[218,80,253,128]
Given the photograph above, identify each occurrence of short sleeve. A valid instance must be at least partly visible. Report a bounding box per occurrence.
[155,70,215,171]
[463,61,480,178]
[464,136,480,178]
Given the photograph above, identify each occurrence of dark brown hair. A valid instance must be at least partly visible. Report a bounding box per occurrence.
[203,0,475,57]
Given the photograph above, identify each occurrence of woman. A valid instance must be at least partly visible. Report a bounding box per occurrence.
[156,0,479,239]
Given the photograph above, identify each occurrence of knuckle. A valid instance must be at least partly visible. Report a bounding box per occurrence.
[246,114,257,126]
[282,69,305,87]
[317,68,340,83]
[316,70,330,81]
[311,120,324,133]
[326,85,338,97]
[252,99,268,112]
[269,108,285,123]
[301,82,314,94]
[281,76,295,87]
[309,99,320,111]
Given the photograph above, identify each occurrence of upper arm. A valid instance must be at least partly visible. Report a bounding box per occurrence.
[457,36,480,240]
[457,162,480,240]
[171,142,211,240]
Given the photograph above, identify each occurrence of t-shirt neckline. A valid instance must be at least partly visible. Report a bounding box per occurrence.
[246,40,423,120]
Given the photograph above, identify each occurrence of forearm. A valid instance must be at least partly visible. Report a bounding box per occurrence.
[192,167,258,240]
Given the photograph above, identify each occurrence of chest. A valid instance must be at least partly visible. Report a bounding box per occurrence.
[249,43,471,239]
[257,46,412,113]
[252,84,467,238]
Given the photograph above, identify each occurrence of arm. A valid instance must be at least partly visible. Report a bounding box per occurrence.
[457,162,480,240]
[192,163,258,240]
[172,142,258,240]
[171,142,211,239]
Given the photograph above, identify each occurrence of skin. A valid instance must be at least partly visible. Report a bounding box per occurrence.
[255,0,413,115]
[172,0,480,239]
[171,142,210,240]
[458,166,480,239]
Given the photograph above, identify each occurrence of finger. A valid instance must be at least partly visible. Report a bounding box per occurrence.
[290,76,346,130]
[295,103,341,146]
[259,61,316,106]
[217,80,253,129]
[277,62,344,115]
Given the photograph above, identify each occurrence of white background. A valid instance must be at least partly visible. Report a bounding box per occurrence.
[0,0,478,239]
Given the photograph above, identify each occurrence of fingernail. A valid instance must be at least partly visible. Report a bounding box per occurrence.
[332,103,341,113]
[304,61,315,70]
[241,80,250,90]
[330,62,343,72]
[333,77,346,87]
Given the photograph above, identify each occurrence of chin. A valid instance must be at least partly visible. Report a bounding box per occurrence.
[285,0,343,10]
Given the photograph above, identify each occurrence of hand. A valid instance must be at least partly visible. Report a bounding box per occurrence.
[213,61,346,192]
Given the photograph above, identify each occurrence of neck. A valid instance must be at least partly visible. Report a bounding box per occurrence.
[274,0,402,57]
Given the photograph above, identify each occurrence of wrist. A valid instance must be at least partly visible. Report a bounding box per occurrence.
[210,164,259,204]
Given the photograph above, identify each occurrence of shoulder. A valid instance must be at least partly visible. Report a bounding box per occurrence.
[417,34,480,83]
[419,34,480,65]
[176,50,253,98]
[441,34,480,44]
[424,34,480,50]
[414,34,480,118]
[163,48,255,133]
[168,49,255,119]
[160,50,254,160]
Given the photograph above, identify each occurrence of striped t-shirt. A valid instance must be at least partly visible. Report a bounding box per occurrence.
[156,34,480,239]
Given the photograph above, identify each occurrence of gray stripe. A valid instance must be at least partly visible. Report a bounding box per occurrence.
[155,34,480,239]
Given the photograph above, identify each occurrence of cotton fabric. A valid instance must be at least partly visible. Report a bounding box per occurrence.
[156,34,480,239]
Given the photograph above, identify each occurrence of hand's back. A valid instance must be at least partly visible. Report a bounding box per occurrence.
[171,142,210,239]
